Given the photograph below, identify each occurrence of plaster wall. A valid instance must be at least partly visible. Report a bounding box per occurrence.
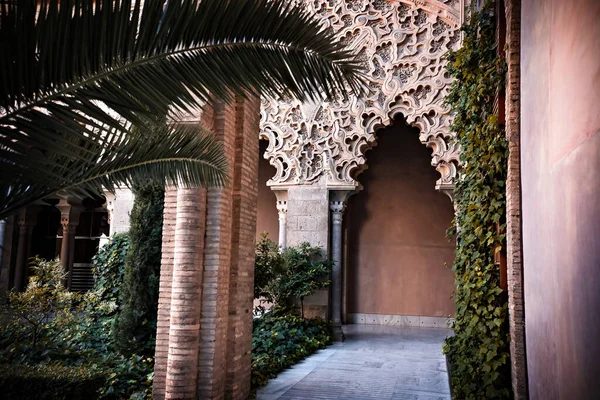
[256,140,279,242]
[521,1,600,398]
[106,188,134,235]
[346,120,455,318]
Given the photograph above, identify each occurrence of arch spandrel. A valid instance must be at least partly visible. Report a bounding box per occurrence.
[260,0,463,194]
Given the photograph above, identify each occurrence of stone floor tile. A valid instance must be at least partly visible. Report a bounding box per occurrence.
[257,324,451,400]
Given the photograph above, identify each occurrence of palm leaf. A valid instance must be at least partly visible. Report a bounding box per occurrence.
[0,0,366,217]
[0,122,227,217]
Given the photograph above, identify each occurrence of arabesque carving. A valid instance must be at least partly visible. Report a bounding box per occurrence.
[260,0,463,195]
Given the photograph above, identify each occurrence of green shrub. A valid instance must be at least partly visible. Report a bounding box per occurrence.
[0,257,86,364]
[0,238,153,400]
[82,233,129,353]
[251,314,331,389]
[254,236,331,318]
[0,363,104,400]
[113,183,164,357]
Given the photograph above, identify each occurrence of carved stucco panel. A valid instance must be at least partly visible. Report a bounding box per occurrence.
[260,0,463,194]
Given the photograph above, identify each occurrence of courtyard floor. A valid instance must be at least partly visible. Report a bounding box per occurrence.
[257,324,452,400]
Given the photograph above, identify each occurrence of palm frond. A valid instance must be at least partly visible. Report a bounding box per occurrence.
[0,122,226,218]
[0,0,366,217]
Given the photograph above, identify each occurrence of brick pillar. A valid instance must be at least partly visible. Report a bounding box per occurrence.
[504,0,528,398]
[165,187,207,398]
[154,96,260,399]
[196,101,235,399]
[154,186,178,399]
[225,96,260,400]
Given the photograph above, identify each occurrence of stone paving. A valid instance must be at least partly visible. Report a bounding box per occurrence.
[257,324,452,400]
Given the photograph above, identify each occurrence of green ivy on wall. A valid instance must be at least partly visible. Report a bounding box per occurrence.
[442,1,511,399]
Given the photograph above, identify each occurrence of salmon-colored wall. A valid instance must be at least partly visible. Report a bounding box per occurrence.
[256,140,279,243]
[521,1,600,398]
[346,120,456,317]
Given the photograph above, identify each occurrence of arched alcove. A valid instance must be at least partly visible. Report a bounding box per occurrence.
[255,139,279,243]
[345,117,455,320]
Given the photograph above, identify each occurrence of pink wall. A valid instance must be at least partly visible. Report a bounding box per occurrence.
[346,119,456,317]
[255,140,278,243]
[521,0,600,398]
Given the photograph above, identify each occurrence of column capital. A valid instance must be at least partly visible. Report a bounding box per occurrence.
[17,206,42,230]
[329,200,346,215]
[276,200,288,214]
[56,198,83,231]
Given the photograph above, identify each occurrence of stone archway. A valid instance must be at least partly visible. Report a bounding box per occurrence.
[259,0,463,341]
[260,0,463,198]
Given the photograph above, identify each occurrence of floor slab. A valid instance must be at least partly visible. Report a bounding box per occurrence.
[257,324,452,400]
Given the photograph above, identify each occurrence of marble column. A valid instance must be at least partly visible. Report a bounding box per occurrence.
[329,190,352,341]
[56,199,82,290]
[276,201,287,250]
[274,190,288,250]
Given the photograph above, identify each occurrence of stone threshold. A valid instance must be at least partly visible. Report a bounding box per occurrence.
[347,313,454,328]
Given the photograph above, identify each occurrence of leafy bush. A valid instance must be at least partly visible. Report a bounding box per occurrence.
[0,363,104,400]
[251,314,331,389]
[442,2,511,399]
[254,233,284,300]
[0,238,153,400]
[0,257,86,365]
[82,233,130,353]
[254,236,331,318]
[113,183,164,357]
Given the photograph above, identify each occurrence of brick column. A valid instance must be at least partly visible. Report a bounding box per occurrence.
[154,186,179,399]
[196,101,235,399]
[165,187,207,398]
[504,0,528,398]
[154,97,260,399]
[225,96,260,400]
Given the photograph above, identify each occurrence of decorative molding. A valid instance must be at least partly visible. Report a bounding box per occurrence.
[260,0,462,192]
[347,312,454,328]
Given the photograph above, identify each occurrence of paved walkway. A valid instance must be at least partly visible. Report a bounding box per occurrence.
[257,324,452,400]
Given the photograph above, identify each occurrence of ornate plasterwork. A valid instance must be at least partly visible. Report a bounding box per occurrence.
[260,0,463,194]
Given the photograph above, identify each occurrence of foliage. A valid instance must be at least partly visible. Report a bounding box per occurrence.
[251,314,331,389]
[442,2,511,399]
[254,233,285,301]
[0,0,365,218]
[254,236,331,318]
[0,257,86,365]
[0,240,153,399]
[114,184,164,357]
[0,363,104,400]
[82,233,130,353]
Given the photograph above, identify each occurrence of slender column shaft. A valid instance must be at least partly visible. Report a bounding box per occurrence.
[14,220,29,292]
[57,201,82,290]
[330,200,346,339]
[276,200,287,250]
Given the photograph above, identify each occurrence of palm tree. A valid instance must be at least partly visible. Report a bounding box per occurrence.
[0,0,364,218]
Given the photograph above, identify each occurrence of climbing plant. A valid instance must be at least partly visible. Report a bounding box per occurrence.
[113,183,165,357]
[442,2,511,399]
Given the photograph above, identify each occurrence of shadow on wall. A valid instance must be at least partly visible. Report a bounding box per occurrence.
[346,116,456,318]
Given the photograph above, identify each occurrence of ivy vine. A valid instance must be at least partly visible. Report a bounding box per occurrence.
[442,2,511,399]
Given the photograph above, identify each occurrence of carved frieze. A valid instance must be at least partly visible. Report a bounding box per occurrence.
[260,0,463,192]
